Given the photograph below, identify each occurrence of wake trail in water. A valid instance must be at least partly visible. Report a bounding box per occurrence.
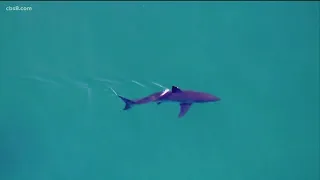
[108,87,118,96]
[22,76,60,86]
[151,81,168,90]
[93,77,121,85]
[60,76,92,105]
[131,80,147,88]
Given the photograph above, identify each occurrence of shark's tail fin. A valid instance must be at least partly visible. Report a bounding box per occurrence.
[118,96,136,110]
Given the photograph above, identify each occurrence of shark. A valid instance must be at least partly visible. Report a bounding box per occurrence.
[114,86,220,118]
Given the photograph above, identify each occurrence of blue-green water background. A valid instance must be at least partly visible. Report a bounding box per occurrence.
[0,2,319,180]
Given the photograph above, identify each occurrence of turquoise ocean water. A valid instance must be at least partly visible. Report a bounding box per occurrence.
[0,2,319,180]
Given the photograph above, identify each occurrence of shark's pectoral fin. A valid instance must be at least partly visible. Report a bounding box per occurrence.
[179,103,192,118]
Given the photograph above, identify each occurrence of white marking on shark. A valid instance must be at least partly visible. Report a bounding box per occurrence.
[160,88,170,96]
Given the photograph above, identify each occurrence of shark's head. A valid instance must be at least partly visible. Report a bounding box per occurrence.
[193,92,221,103]
[206,94,221,102]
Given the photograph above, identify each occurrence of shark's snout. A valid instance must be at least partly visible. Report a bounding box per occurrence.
[209,95,221,102]
[196,93,220,103]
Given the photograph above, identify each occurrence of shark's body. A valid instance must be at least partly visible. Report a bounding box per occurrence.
[117,86,220,118]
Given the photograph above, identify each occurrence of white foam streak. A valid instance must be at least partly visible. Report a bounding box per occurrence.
[151,82,168,89]
[108,87,118,96]
[22,76,60,86]
[94,78,121,84]
[131,80,146,88]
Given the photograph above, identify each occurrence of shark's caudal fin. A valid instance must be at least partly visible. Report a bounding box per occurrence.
[108,87,136,110]
[118,96,136,110]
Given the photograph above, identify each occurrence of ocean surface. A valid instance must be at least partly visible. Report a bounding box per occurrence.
[0,2,319,180]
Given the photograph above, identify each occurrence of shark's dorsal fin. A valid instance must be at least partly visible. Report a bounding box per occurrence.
[172,86,182,93]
